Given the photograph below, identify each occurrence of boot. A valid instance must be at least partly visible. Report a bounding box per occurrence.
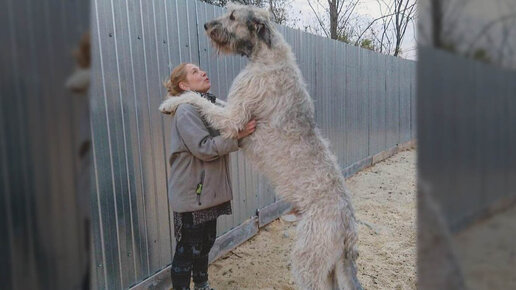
[194,281,214,290]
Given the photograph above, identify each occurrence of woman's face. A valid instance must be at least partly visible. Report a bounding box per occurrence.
[179,64,211,93]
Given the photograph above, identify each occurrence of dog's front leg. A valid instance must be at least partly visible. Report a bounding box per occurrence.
[159,94,249,139]
[194,100,250,139]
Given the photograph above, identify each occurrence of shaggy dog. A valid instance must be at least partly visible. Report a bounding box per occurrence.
[160,4,362,290]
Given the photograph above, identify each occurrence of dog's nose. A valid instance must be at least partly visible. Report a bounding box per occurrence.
[204,23,208,30]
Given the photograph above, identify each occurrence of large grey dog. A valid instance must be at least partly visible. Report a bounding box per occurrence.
[160,4,362,290]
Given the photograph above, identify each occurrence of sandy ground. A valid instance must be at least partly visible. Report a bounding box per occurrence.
[454,205,516,290]
[207,150,417,289]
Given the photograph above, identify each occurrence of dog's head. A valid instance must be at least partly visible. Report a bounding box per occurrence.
[204,3,273,57]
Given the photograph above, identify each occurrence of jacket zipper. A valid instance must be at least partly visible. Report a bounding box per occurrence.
[196,169,205,206]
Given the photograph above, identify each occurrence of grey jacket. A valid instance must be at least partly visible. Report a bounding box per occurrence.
[167,102,239,212]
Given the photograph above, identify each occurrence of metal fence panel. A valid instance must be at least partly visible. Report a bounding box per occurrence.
[418,47,516,231]
[115,0,140,285]
[335,41,347,168]
[345,44,358,164]
[357,48,370,161]
[1,0,89,288]
[400,62,411,144]
[127,0,153,280]
[92,0,123,288]
[370,51,387,155]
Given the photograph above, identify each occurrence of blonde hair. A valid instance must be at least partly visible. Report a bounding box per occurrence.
[73,31,91,68]
[163,63,190,96]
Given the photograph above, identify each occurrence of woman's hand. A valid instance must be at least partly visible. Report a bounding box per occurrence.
[237,119,257,139]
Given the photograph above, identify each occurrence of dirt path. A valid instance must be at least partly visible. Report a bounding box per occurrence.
[208,150,417,290]
[454,205,516,290]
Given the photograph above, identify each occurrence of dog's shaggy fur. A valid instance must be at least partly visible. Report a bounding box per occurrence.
[160,4,362,289]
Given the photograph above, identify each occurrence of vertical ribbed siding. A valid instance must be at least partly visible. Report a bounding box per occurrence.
[1,0,90,289]
[418,47,516,231]
[90,1,417,288]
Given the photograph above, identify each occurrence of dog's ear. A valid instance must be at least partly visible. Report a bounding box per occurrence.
[249,12,272,48]
[256,22,271,48]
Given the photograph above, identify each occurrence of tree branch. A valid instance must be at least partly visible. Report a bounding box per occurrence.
[466,12,516,56]
[307,0,330,37]
[354,2,415,46]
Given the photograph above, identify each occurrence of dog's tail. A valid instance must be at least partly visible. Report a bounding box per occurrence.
[332,254,363,290]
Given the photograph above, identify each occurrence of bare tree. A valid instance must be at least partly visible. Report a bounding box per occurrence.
[421,0,516,68]
[306,0,330,37]
[420,0,470,51]
[465,11,516,58]
[354,12,398,46]
[354,0,416,56]
[393,0,416,56]
[376,0,395,54]
[267,0,292,25]
[307,0,360,41]
[430,0,443,48]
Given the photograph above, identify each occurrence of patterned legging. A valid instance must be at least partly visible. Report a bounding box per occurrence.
[171,213,217,290]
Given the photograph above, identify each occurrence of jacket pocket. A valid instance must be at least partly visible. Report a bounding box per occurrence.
[196,169,205,206]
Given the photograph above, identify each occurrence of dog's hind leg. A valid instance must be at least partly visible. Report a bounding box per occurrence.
[291,241,334,290]
[291,215,341,290]
[332,254,362,290]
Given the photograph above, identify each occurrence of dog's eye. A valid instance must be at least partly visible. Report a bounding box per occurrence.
[230,11,235,20]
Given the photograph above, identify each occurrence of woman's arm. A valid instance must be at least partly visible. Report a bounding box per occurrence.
[175,104,239,161]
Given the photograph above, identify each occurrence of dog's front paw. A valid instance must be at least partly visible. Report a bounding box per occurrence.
[159,97,179,114]
[159,96,195,115]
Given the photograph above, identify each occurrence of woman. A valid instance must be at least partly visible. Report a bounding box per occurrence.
[162,63,256,290]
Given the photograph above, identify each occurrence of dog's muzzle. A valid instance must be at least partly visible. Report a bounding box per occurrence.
[204,21,218,31]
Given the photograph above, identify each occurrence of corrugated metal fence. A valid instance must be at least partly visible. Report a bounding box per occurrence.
[1,0,90,289]
[90,0,416,288]
[418,47,516,231]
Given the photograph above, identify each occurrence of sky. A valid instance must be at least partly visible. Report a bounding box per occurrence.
[417,0,516,68]
[283,0,418,60]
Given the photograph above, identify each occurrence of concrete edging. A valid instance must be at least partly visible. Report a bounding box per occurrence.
[452,195,516,233]
[344,140,416,178]
[257,199,292,228]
